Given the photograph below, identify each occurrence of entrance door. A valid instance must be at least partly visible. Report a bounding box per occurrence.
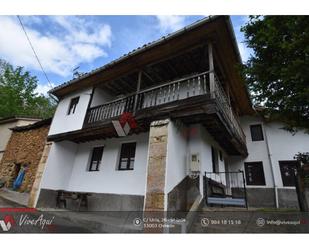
[279,160,299,187]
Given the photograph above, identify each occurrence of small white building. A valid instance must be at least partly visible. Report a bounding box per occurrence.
[34,16,309,212]
[229,115,309,208]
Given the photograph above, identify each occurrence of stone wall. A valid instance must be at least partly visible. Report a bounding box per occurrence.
[0,124,50,192]
[144,120,169,212]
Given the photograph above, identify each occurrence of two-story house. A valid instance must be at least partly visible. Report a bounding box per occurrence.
[34,16,309,213]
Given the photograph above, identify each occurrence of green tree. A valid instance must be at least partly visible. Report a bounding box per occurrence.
[0,59,56,119]
[241,16,309,133]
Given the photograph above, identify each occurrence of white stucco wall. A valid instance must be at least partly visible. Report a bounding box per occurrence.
[165,122,228,197]
[198,124,227,176]
[187,124,226,185]
[229,115,309,189]
[68,133,149,195]
[40,141,78,190]
[48,88,92,136]
[43,119,230,199]
[40,132,149,196]
[228,116,274,188]
[165,121,188,194]
[264,122,309,188]
[90,87,115,108]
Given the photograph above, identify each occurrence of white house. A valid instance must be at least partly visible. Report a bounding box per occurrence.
[34,16,309,212]
[229,114,309,208]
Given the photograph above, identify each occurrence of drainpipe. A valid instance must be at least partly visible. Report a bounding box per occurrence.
[263,123,279,208]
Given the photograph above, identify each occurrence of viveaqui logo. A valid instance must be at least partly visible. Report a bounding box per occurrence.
[112,112,137,137]
[256,217,265,227]
[0,215,16,232]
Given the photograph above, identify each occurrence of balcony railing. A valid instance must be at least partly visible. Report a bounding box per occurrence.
[213,74,246,144]
[84,71,246,144]
[85,71,210,123]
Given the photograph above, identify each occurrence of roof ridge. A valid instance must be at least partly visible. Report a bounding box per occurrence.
[49,15,220,95]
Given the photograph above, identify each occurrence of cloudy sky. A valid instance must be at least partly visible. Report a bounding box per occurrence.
[0,15,251,95]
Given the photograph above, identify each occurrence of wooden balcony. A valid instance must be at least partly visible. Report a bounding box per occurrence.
[83,71,248,156]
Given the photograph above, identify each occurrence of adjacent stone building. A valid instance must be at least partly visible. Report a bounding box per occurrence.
[0,118,51,193]
[0,116,41,162]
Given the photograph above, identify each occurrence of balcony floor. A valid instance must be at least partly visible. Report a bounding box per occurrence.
[48,94,248,156]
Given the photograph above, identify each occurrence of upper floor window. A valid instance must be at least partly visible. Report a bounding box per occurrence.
[88,146,104,171]
[67,96,80,115]
[118,142,136,170]
[250,124,264,141]
[244,161,266,186]
[211,146,219,173]
[279,160,299,187]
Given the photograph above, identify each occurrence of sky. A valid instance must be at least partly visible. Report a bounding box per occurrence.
[0,15,251,95]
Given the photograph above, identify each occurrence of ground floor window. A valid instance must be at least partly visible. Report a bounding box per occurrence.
[118,142,136,170]
[88,146,104,171]
[244,161,266,186]
[279,160,299,187]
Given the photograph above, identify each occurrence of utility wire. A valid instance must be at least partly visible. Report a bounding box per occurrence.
[17,15,58,102]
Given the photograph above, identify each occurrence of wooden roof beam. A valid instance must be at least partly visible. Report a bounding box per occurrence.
[166,61,179,78]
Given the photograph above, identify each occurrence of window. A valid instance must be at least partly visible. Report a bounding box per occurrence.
[118,142,136,170]
[279,160,299,187]
[250,124,264,141]
[211,146,219,173]
[244,162,266,185]
[67,96,80,115]
[88,146,104,171]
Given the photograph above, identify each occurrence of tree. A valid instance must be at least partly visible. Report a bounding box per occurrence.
[0,59,56,119]
[241,16,309,133]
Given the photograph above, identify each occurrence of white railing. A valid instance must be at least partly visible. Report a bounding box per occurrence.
[85,71,210,124]
[85,71,246,145]
[136,71,210,109]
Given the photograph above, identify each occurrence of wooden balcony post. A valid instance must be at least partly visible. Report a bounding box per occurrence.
[226,84,231,106]
[226,84,233,119]
[208,42,215,98]
[133,71,142,114]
